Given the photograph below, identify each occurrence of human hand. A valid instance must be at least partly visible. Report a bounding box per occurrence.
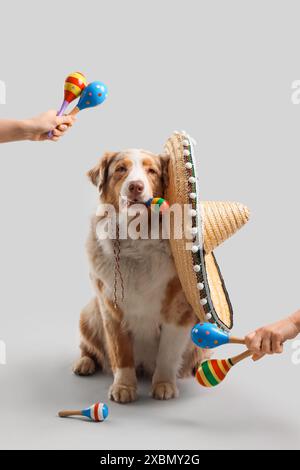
[23,110,76,142]
[245,316,300,361]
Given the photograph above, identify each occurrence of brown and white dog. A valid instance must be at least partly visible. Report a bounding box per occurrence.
[73,149,207,403]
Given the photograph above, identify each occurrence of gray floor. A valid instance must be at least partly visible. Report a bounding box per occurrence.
[0,318,299,450]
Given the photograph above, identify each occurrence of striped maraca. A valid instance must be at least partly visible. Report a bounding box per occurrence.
[60,72,87,113]
[191,322,245,349]
[58,402,108,422]
[194,350,252,388]
[48,72,87,138]
[68,81,108,116]
[145,197,169,213]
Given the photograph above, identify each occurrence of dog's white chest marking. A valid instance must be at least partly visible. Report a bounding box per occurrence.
[95,237,177,370]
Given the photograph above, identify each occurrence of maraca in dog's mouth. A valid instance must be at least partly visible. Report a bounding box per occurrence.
[120,196,150,208]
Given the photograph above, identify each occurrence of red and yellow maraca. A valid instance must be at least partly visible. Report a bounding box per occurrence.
[48,72,87,137]
[58,72,87,115]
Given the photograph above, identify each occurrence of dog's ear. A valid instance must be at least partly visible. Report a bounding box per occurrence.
[87,152,118,193]
[159,153,170,191]
[87,164,101,187]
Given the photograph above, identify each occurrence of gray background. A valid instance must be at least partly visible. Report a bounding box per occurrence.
[0,0,299,450]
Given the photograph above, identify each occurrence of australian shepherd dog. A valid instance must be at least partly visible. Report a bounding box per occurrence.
[73,149,207,403]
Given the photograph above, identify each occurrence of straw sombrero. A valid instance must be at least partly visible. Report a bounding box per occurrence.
[164,131,250,331]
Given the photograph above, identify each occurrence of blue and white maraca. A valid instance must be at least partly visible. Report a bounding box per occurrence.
[191,322,244,349]
[69,81,108,115]
[58,402,109,422]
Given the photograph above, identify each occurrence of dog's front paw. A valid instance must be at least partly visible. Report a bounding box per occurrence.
[109,383,137,404]
[152,382,178,400]
[73,356,96,376]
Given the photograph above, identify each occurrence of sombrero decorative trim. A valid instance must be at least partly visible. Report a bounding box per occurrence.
[164,131,250,331]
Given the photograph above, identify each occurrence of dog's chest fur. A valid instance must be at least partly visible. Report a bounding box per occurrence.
[89,227,178,369]
[97,237,176,321]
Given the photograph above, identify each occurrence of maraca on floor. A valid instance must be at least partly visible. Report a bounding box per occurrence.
[58,402,108,422]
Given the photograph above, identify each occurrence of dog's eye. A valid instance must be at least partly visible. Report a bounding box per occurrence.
[116,166,127,173]
[148,168,157,175]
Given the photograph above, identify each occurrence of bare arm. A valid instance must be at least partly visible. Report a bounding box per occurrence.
[245,310,300,361]
[0,110,75,144]
[290,309,300,331]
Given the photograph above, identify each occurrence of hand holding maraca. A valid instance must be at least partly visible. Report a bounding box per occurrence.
[0,111,75,144]
[245,313,300,360]
[25,110,76,142]
[49,74,108,139]
[48,72,87,138]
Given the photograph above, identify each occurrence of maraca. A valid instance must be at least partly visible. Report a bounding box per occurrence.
[48,72,87,138]
[191,322,245,349]
[58,402,108,422]
[194,350,252,388]
[59,72,87,114]
[191,322,251,388]
[68,81,108,116]
[145,197,169,213]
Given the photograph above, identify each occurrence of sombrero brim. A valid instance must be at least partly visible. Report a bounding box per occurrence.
[164,131,249,331]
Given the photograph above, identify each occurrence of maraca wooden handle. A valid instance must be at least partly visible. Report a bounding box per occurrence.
[229,336,246,345]
[230,349,252,366]
[58,410,82,418]
[68,107,80,117]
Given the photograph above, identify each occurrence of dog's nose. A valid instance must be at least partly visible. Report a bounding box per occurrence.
[128,180,145,198]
